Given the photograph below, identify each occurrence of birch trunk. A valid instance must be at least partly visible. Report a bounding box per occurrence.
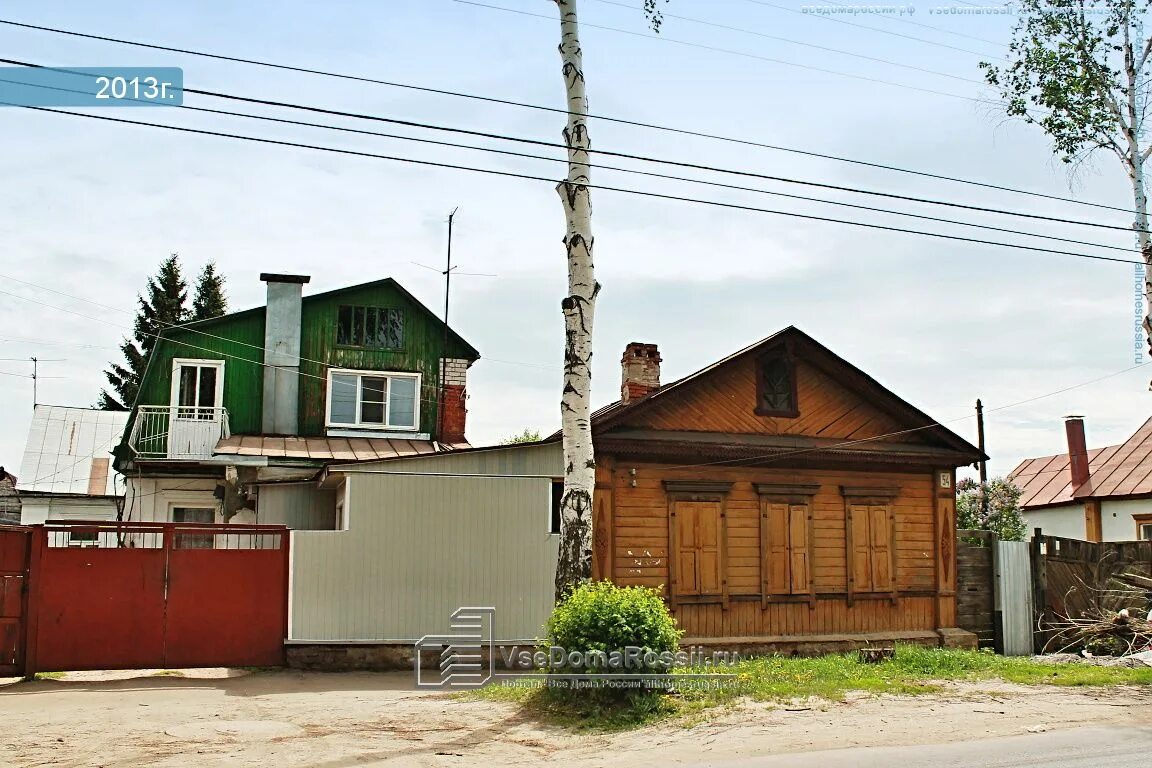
[553,0,598,602]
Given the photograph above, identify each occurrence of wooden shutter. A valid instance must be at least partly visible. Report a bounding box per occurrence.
[674,501,722,597]
[868,504,893,591]
[849,503,873,592]
[762,501,790,596]
[788,504,810,594]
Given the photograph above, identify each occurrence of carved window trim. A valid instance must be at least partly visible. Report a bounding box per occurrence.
[754,348,799,418]
[664,481,731,608]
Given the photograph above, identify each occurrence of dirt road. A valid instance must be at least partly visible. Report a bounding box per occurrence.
[2,670,1149,767]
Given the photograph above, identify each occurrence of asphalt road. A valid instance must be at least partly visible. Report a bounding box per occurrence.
[695,726,1152,768]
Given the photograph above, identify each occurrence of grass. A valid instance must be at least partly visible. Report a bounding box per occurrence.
[469,646,1152,731]
[33,671,66,680]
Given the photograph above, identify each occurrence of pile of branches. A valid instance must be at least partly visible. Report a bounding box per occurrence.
[1043,571,1152,656]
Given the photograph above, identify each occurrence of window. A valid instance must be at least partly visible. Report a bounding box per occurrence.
[756,483,818,598]
[665,481,732,601]
[172,506,216,549]
[842,486,900,595]
[67,529,98,547]
[327,369,420,430]
[170,359,224,419]
[756,352,797,417]
[337,305,404,348]
[1136,515,1152,540]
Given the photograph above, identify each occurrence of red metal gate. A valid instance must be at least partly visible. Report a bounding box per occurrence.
[0,526,32,676]
[26,521,288,673]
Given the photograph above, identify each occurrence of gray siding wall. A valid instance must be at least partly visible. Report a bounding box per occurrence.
[344,441,563,477]
[290,473,557,642]
[259,484,337,530]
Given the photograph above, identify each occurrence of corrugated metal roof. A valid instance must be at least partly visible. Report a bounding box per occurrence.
[1010,416,1152,508]
[214,435,459,462]
[17,405,128,495]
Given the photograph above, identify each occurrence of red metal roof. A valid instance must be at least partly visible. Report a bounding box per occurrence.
[1010,416,1152,508]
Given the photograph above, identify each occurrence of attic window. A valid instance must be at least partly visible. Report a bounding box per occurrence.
[337,306,404,348]
[756,353,797,417]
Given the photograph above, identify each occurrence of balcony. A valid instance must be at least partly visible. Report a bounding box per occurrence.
[129,406,230,460]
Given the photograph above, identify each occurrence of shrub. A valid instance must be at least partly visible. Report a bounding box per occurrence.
[545,581,682,677]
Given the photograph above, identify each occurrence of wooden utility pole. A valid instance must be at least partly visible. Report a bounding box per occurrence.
[976,398,988,518]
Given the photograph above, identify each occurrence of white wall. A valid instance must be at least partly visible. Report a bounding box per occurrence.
[1022,504,1085,540]
[124,477,221,523]
[1102,498,1152,541]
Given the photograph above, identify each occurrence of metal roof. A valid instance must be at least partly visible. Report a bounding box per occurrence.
[17,405,128,495]
[214,435,464,462]
[1010,416,1152,508]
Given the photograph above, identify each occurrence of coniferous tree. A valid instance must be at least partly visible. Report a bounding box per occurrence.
[191,262,228,321]
[98,254,189,410]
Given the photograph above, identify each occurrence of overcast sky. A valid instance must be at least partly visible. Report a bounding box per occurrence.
[1,0,1149,479]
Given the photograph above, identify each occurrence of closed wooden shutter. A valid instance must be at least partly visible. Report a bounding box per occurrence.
[868,504,893,591]
[674,500,722,596]
[788,504,810,594]
[849,503,873,592]
[761,500,812,596]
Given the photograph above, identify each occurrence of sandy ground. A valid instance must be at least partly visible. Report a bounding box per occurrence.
[1,669,1149,768]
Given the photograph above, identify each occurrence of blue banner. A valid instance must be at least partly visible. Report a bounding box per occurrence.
[0,67,183,107]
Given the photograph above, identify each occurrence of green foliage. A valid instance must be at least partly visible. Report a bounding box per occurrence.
[980,0,1147,165]
[99,254,227,410]
[474,644,1152,731]
[500,428,542,444]
[546,581,682,675]
[191,262,228,321]
[956,477,1028,541]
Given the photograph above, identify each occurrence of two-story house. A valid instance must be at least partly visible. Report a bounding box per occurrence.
[113,273,479,529]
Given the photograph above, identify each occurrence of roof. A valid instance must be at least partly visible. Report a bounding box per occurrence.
[213,435,467,462]
[18,405,128,495]
[1010,416,1152,509]
[161,276,480,361]
[551,327,983,462]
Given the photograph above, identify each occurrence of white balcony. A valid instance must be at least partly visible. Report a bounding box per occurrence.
[129,405,230,460]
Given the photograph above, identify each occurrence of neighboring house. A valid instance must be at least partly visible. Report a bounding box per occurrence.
[112,273,479,529]
[0,468,19,525]
[285,327,985,652]
[1011,415,1152,542]
[17,405,128,528]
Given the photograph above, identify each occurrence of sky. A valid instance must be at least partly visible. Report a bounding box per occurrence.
[1,0,1149,480]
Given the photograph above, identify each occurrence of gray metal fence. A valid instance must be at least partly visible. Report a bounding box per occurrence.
[994,540,1034,656]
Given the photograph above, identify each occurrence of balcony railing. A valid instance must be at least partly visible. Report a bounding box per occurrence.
[129,405,230,460]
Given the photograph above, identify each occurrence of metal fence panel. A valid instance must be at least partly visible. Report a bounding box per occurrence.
[995,540,1034,656]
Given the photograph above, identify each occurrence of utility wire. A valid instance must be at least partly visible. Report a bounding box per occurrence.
[0,67,1133,253]
[0,17,1134,214]
[590,0,984,84]
[5,58,1137,237]
[11,103,1144,265]
[457,0,993,104]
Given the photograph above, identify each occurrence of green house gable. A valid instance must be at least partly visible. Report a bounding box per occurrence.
[132,278,478,439]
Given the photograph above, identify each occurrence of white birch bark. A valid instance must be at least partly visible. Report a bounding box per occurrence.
[553,0,598,601]
[1122,15,1152,355]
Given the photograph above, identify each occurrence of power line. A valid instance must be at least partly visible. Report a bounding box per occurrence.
[0,17,1133,215]
[11,104,1143,265]
[457,0,994,104]
[1,66,1131,253]
[6,58,1135,237]
[591,0,984,84]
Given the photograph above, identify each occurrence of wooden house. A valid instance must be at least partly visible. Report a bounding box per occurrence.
[311,327,984,653]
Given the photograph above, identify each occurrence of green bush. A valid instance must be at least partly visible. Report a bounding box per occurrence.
[545,581,682,676]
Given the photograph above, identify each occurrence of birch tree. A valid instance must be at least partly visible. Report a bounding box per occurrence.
[551,0,663,600]
[981,0,1152,356]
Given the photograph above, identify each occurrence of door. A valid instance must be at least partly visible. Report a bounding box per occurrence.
[172,507,217,549]
[169,359,224,458]
[0,528,31,676]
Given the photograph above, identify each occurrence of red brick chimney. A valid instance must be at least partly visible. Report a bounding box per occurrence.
[621,342,661,403]
[1065,415,1090,490]
[438,358,471,444]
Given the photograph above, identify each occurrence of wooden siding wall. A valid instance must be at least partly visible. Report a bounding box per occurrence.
[290,473,557,642]
[604,462,947,639]
[137,282,475,437]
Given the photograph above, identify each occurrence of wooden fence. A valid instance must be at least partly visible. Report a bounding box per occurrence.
[956,530,1035,655]
[957,529,996,648]
[1031,532,1152,653]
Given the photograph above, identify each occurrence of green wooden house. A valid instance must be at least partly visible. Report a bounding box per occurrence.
[113,274,479,528]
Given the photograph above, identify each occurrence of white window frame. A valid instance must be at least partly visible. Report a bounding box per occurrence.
[170,358,225,410]
[1139,522,1152,541]
[325,368,421,431]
